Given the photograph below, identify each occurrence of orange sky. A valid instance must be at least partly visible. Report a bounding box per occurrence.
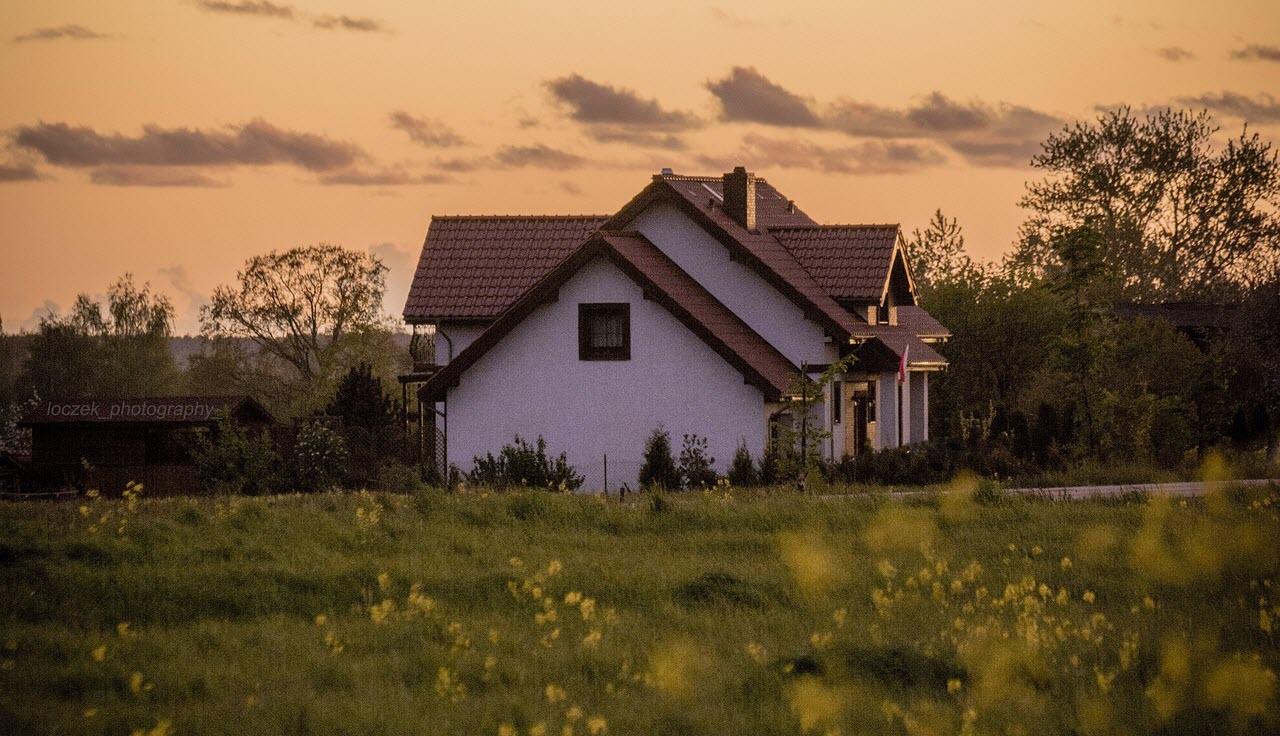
[3,0,1279,334]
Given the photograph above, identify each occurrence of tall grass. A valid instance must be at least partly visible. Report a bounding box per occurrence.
[0,484,1276,734]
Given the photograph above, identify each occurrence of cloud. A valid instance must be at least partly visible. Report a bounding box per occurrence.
[13,119,364,172]
[944,138,1044,168]
[368,242,416,316]
[559,181,582,195]
[89,166,229,187]
[546,74,699,128]
[17,300,62,331]
[1177,91,1280,123]
[316,167,453,185]
[159,264,208,334]
[313,15,387,33]
[12,25,110,43]
[582,126,688,150]
[1156,46,1196,62]
[0,163,44,182]
[827,92,1061,139]
[706,67,822,127]
[195,0,294,18]
[1229,44,1280,62]
[708,134,946,175]
[493,144,586,170]
[389,111,467,148]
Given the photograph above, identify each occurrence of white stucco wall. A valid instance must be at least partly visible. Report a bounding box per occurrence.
[436,322,487,363]
[445,257,767,491]
[628,202,829,368]
[876,372,899,449]
[910,372,928,444]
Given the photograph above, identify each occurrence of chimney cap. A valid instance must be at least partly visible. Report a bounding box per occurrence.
[660,167,674,175]
[732,165,748,174]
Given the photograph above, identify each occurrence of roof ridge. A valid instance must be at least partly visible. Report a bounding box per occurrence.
[656,173,773,184]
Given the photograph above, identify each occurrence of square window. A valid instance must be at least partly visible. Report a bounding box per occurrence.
[578,303,631,360]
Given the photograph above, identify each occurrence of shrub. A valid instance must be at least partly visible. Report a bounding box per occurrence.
[467,435,583,491]
[678,433,716,489]
[638,426,680,490]
[727,442,759,487]
[188,414,281,495]
[377,462,421,493]
[292,420,349,492]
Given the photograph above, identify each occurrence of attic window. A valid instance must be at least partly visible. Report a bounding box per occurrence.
[578,303,631,361]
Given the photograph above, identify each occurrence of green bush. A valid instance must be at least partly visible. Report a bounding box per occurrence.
[467,435,583,491]
[638,426,680,490]
[187,414,280,495]
[678,433,717,489]
[292,420,349,492]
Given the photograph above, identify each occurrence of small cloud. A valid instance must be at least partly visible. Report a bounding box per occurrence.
[0,163,44,182]
[368,242,415,315]
[313,15,388,33]
[317,167,453,185]
[944,138,1043,168]
[1228,44,1280,62]
[389,111,467,148]
[14,119,365,172]
[159,264,207,334]
[12,24,110,43]
[546,74,700,129]
[1178,91,1280,123]
[584,126,688,150]
[18,300,62,331]
[435,156,486,173]
[706,67,822,127]
[720,134,946,175]
[517,116,540,129]
[1156,46,1196,62]
[559,181,582,195]
[89,166,229,187]
[493,144,586,170]
[195,0,294,19]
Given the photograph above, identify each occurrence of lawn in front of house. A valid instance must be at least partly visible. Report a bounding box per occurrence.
[1,485,1277,735]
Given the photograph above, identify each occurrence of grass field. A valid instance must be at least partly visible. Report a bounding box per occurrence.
[1,483,1278,735]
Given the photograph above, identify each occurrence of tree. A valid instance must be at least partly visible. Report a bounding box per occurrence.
[638,426,680,490]
[1011,107,1280,301]
[677,433,716,489]
[774,356,855,488]
[906,209,982,294]
[20,274,178,398]
[199,244,391,415]
[324,362,397,430]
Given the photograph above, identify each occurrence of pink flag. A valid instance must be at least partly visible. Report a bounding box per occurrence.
[898,344,909,384]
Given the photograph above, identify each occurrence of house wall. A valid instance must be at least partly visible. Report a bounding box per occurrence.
[876,373,899,449]
[910,372,928,444]
[436,322,488,363]
[628,202,829,368]
[445,257,767,491]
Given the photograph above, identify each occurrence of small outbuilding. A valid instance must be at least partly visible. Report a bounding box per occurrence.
[19,396,273,496]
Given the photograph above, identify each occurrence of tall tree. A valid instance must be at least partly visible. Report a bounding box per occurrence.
[906,209,982,294]
[1010,107,1280,301]
[20,274,177,398]
[199,244,391,414]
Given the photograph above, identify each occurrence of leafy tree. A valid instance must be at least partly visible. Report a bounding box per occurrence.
[774,357,855,487]
[638,426,680,490]
[20,274,178,398]
[199,244,391,415]
[324,362,397,429]
[1011,107,1280,301]
[677,433,716,489]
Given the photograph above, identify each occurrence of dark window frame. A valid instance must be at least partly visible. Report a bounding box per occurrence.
[578,303,631,361]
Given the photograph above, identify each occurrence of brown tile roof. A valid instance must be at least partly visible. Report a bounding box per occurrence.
[657,174,819,228]
[20,396,273,425]
[403,215,608,321]
[607,174,866,340]
[771,225,900,302]
[422,232,800,401]
[894,306,951,339]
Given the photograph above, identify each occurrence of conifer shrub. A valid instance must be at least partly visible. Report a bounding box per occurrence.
[678,433,717,489]
[727,442,759,487]
[638,426,680,490]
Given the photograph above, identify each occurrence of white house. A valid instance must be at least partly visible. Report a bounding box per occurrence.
[403,168,949,489]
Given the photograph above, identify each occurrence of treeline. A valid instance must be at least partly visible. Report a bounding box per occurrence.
[914,108,1280,478]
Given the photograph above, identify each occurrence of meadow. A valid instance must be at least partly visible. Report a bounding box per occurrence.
[1,482,1277,735]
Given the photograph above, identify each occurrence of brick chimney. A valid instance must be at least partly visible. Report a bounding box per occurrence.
[722,166,756,231]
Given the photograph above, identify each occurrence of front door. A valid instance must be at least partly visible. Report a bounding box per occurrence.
[844,381,876,455]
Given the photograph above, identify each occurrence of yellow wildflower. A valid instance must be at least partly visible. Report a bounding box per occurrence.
[947,678,963,693]
[529,723,546,736]
[377,572,391,592]
[547,560,563,576]
[499,725,517,736]
[746,642,767,664]
[1083,591,1096,604]
[832,608,847,627]
[566,705,583,722]
[546,683,568,703]
[1061,557,1073,570]
[564,591,583,605]
[129,672,145,694]
[582,630,602,648]
[314,614,327,627]
[84,709,97,718]
[586,716,607,735]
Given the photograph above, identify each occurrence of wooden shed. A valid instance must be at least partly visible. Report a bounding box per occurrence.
[19,396,273,496]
